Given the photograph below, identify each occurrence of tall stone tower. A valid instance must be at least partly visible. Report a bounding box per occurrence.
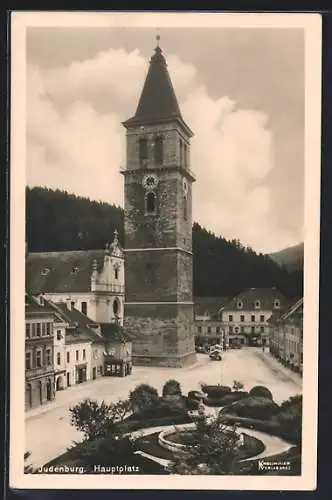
[121,39,197,367]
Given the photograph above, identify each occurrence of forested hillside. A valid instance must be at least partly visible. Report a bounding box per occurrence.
[26,187,303,299]
[269,242,304,272]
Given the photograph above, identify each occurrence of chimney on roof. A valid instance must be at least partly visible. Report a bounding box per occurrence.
[66,297,71,311]
[39,293,45,307]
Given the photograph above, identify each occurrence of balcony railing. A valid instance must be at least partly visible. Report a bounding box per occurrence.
[26,365,54,378]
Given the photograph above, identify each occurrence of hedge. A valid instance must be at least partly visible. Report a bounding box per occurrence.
[227,396,280,421]
[219,414,300,445]
[201,385,232,398]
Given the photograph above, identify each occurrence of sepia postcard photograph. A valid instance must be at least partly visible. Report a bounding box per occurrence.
[9,11,321,491]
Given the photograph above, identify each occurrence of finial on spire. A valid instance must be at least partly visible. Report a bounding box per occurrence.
[156,33,160,46]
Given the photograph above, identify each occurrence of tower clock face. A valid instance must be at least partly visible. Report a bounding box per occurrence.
[142,173,159,191]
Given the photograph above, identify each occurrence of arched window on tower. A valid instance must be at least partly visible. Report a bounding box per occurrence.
[154,136,163,164]
[114,266,119,280]
[139,138,148,166]
[184,143,188,167]
[145,192,156,214]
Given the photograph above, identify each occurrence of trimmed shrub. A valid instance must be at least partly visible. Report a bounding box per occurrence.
[129,384,159,414]
[201,384,232,398]
[249,386,273,401]
[219,391,249,406]
[187,390,204,401]
[162,379,182,397]
[186,398,200,410]
[227,396,280,421]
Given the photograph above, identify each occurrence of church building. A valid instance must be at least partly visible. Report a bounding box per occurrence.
[121,38,197,367]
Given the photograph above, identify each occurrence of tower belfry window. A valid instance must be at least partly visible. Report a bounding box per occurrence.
[184,143,188,167]
[139,138,148,165]
[180,139,184,166]
[154,136,163,164]
[146,192,156,214]
[183,196,188,220]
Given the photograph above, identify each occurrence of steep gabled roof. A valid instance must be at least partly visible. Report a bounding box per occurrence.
[123,43,193,137]
[26,250,105,294]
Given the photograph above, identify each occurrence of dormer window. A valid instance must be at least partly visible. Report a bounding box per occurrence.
[237,300,243,309]
[71,266,79,275]
[41,267,50,276]
[274,299,281,309]
[254,300,261,309]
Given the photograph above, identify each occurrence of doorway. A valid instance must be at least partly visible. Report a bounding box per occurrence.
[66,372,70,387]
[92,367,97,380]
[46,379,53,401]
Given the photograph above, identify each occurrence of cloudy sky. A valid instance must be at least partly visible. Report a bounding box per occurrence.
[26,26,304,254]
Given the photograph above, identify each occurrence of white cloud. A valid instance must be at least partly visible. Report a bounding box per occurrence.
[26,47,300,253]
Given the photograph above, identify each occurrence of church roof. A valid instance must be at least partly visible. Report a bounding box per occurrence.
[26,250,105,294]
[123,41,193,137]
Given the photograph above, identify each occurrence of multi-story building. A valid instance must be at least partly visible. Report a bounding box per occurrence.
[26,230,125,325]
[25,295,56,410]
[193,297,229,348]
[269,297,303,375]
[220,288,288,346]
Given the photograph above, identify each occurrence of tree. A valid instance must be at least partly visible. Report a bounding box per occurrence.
[69,398,130,442]
[162,379,182,397]
[168,414,241,475]
[129,384,159,414]
[249,385,273,401]
[24,451,36,473]
[232,380,244,392]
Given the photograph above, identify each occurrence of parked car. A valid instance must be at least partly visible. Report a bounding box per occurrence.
[195,346,206,353]
[209,350,222,361]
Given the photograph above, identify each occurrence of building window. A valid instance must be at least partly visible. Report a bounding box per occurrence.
[251,315,255,322]
[42,323,46,336]
[114,267,119,280]
[183,196,188,220]
[25,324,31,339]
[83,349,86,360]
[46,349,52,365]
[207,327,211,334]
[146,192,156,214]
[57,330,62,341]
[254,300,261,309]
[46,322,52,335]
[237,301,243,309]
[71,301,75,310]
[25,352,32,370]
[113,299,119,316]
[274,300,281,309]
[228,315,233,322]
[180,139,184,166]
[71,266,79,275]
[81,302,87,316]
[197,326,202,334]
[260,326,265,333]
[36,323,41,337]
[229,326,233,334]
[260,315,265,322]
[251,326,255,334]
[139,138,148,165]
[184,143,188,167]
[76,350,79,361]
[216,326,220,333]
[154,136,163,164]
[66,352,70,363]
[41,267,50,276]
[240,326,244,333]
[57,353,61,365]
[240,315,244,322]
[36,350,42,368]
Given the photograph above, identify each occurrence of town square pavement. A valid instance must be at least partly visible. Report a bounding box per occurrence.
[25,348,302,468]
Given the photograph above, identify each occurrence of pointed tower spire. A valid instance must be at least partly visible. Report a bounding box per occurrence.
[123,38,193,137]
